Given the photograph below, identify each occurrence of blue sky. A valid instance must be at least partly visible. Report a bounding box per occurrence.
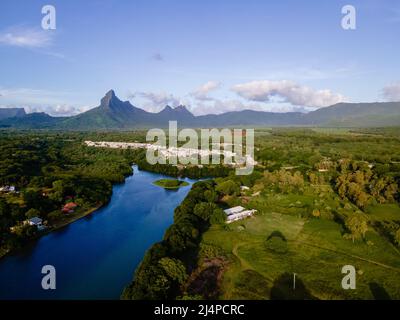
[0,0,399,116]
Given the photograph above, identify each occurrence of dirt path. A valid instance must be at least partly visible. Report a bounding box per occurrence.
[232,243,253,271]
[292,239,400,272]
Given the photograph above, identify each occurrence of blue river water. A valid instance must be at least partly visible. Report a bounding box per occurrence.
[0,165,195,300]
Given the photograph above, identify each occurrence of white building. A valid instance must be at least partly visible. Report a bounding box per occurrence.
[84,140,257,167]
[224,206,245,216]
[226,209,257,223]
[224,206,257,223]
[27,217,46,230]
[0,185,16,193]
[27,217,43,227]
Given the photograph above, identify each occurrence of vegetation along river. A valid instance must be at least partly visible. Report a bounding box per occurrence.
[0,165,196,299]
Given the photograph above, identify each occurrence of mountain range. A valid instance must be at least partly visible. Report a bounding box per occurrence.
[0,108,26,120]
[1,90,400,129]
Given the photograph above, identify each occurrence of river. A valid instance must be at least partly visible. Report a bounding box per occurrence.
[0,165,196,300]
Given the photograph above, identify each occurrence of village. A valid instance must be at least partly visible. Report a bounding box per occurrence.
[84,140,257,168]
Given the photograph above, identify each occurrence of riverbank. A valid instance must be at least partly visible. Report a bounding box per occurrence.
[50,204,104,231]
[0,204,103,260]
[0,165,196,299]
[0,162,137,261]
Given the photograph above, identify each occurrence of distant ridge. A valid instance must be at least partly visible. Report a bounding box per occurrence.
[0,108,26,120]
[1,90,400,129]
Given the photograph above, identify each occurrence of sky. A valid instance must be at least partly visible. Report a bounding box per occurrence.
[0,0,399,116]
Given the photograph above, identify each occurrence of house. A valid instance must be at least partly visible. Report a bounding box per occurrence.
[28,217,43,226]
[224,206,245,216]
[0,185,16,193]
[226,209,257,223]
[224,206,257,223]
[62,202,78,214]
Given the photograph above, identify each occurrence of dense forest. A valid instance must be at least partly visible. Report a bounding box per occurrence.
[0,131,139,256]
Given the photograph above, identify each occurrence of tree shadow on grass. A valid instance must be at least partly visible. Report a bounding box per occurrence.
[267,230,287,241]
[369,282,391,300]
[270,272,317,300]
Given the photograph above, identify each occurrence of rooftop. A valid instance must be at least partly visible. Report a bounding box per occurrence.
[224,206,245,216]
[29,217,43,225]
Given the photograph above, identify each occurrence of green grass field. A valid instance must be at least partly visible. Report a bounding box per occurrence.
[201,189,400,300]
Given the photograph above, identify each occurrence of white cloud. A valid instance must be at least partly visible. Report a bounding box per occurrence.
[191,81,221,101]
[0,87,91,116]
[232,80,347,108]
[0,87,68,105]
[383,83,400,101]
[24,104,90,117]
[0,26,53,48]
[134,91,183,112]
[189,98,309,116]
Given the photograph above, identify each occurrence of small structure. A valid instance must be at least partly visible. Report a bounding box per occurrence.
[62,202,78,214]
[224,206,257,223]
[0,185,16,193]
[27,217,44,228]
[226,209,257,223]
[240,186,250,191]
[282,166,297,170]
[224,206,245,216]
[316,158,333,172]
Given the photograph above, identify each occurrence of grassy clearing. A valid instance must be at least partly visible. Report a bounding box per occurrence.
[201,202,400,300]
[365,203,400,221]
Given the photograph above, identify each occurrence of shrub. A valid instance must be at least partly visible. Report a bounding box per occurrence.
[265,231,288,254]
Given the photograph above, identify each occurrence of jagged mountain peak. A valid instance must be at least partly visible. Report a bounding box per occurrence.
[175,105,191,113]
[0,107,26,120]
[160,105,173,113]
[3,90,400,129]
[159,104,193,116]
[100,89,121,108]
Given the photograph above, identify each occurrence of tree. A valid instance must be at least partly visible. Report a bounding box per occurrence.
[311,209,320,218]
[265,231,288,254]
[159,257,188,285]
[193,202,218,221]
[395,228,400,247]
[209,208,226,225]
[204,190,218,203]
[25,208,40,219]
[355,191,369,209]
[384,183,398,202]
[48,180,65,202]
[345,213,369,243]
[215,180,240,196]
[308,172,318,185]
